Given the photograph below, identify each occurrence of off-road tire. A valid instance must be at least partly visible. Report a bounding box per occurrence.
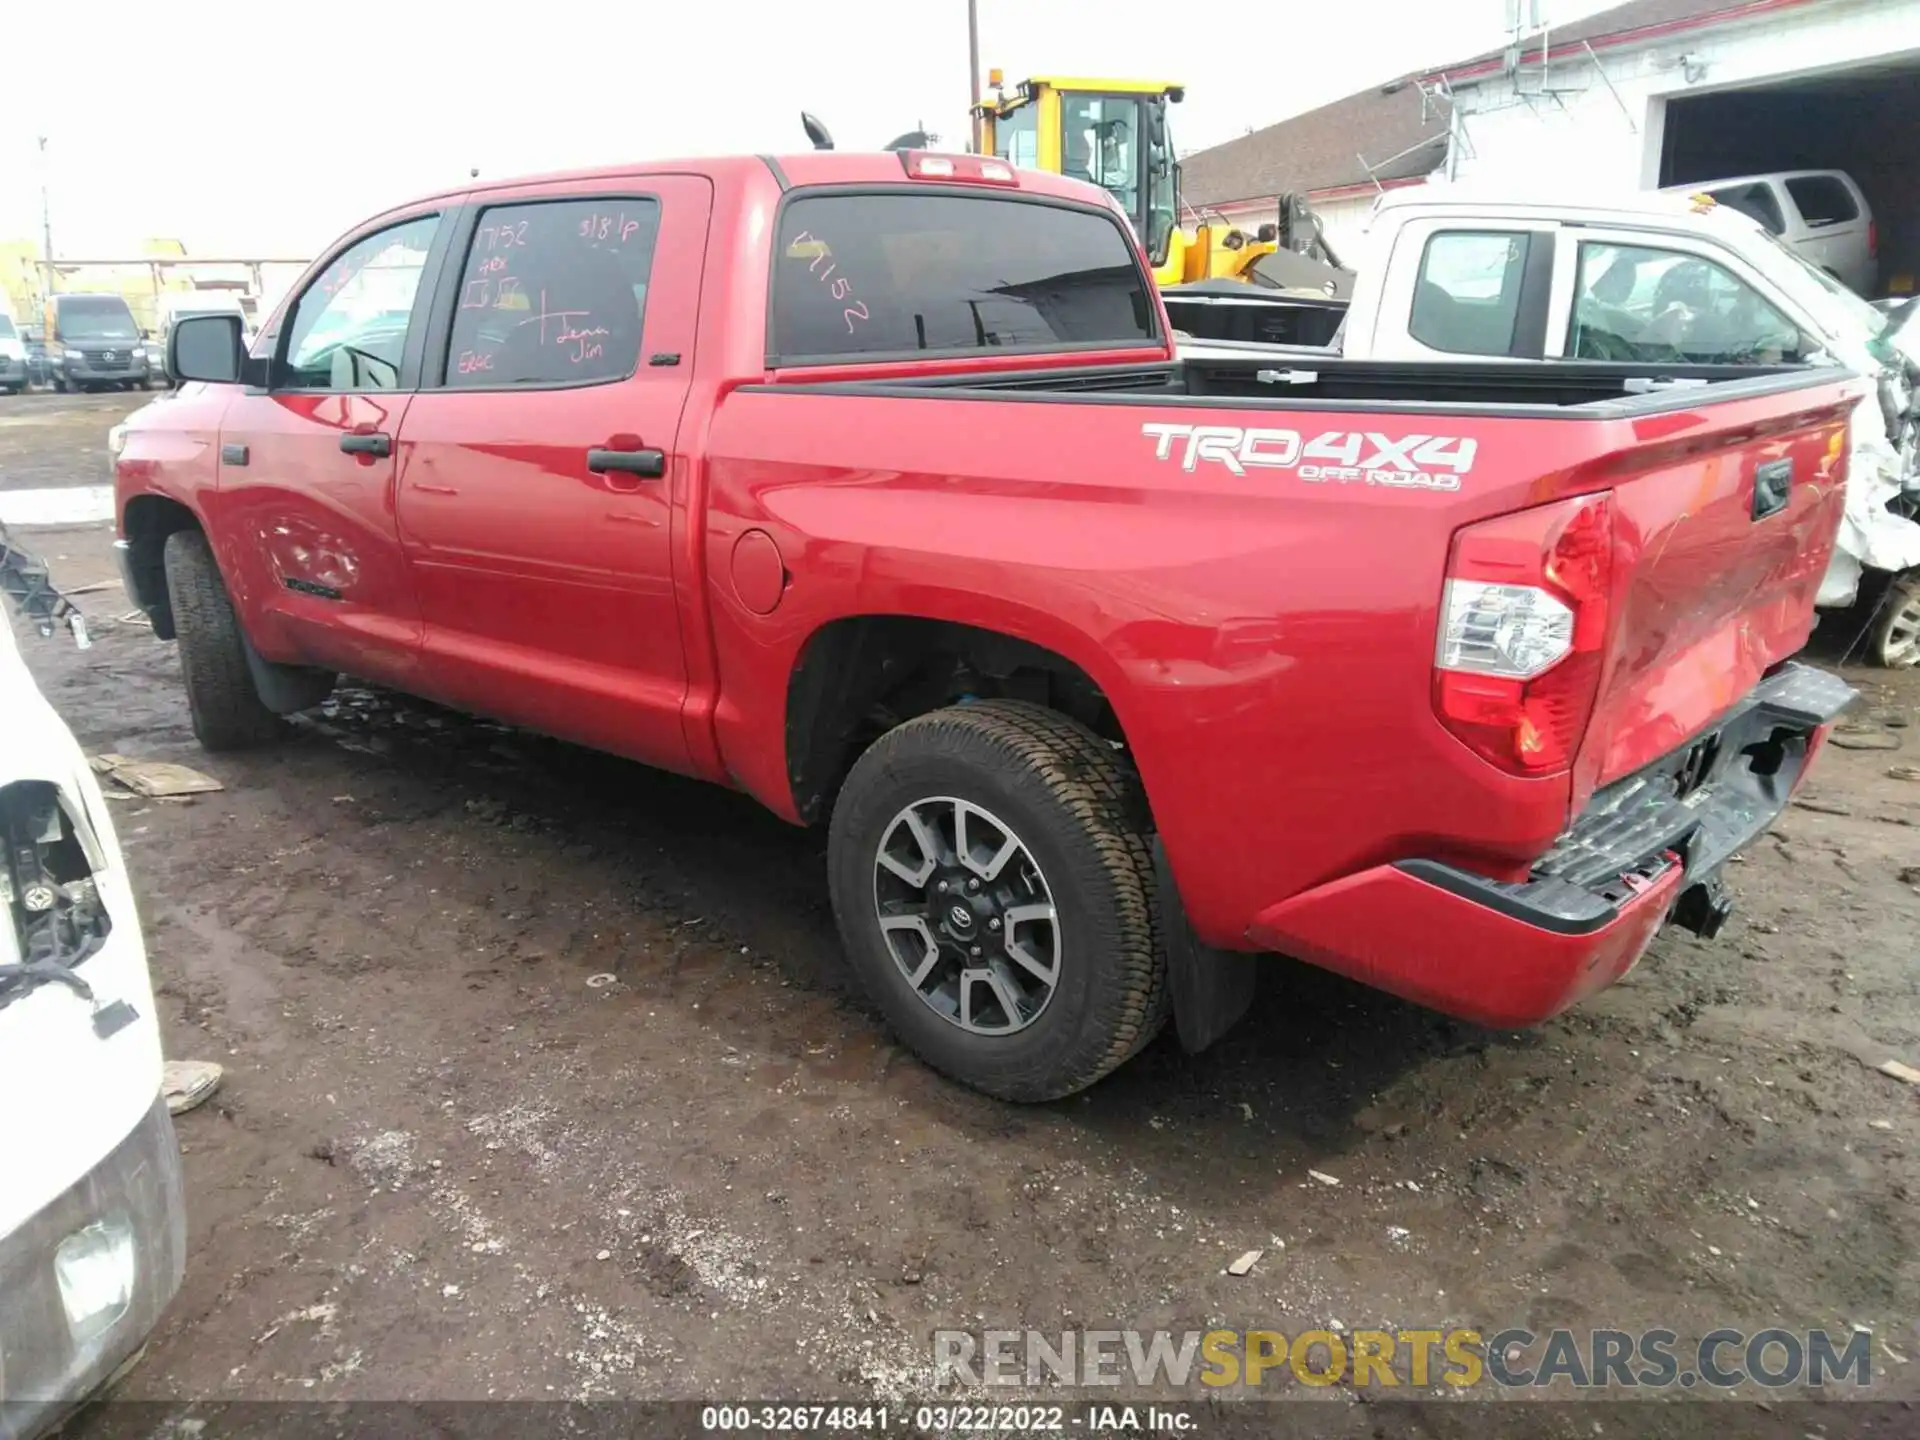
[163,529,285,750]
[828,699,1167,1102]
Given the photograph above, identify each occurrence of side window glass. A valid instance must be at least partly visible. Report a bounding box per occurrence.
[1409,231,1531,356]
[1571,242,1809,364]
[282,215,439,390]
[1784,175,1859,228]
[443,198,660,388]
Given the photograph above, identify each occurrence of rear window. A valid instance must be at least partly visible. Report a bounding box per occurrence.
[769,190,1156,362]
[0,316,15,339]
[1409,231,1532,356]
[1784,175,1859,228]
[1707,181,1786,236]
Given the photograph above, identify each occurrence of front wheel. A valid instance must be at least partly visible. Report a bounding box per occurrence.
[163,530,300,749]
[827,699,1167,1102]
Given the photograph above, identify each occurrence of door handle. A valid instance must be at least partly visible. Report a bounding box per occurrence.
[586,447,665,478]
[340,431,392,458]
[1753,458,1793,520]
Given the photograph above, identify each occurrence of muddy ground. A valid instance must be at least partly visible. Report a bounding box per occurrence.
[5,391,1919,1438]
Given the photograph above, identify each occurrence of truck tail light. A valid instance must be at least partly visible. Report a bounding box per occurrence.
[1433,493,1614,776]
[900,151,1020,185]
[1868,219,1878,258]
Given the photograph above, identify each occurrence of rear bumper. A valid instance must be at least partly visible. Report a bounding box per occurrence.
[0,1094,186,1440]
[1248,662,1856,1027]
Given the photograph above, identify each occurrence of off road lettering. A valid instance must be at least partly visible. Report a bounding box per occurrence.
[1142,423,1476,490]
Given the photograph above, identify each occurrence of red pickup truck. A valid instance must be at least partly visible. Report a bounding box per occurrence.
[116,150,1860,1101]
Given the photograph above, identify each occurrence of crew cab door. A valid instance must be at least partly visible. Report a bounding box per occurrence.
[214,207,454,682]
[393,177,711,773]
[1546,227,1825,365]
[1353,218,1556,362]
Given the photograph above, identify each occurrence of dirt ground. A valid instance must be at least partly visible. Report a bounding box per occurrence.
[5,391,1919,1438]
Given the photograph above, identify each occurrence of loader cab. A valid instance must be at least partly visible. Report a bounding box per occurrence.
[977,75,1184,282]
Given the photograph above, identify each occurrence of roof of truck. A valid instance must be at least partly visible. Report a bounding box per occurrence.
[1368,184,1766,233]
[405,153,1118,212]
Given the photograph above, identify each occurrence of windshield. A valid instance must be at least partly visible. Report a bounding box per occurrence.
[1766,233,1886,336]
[57,301,138,341]
[0,316,15,340]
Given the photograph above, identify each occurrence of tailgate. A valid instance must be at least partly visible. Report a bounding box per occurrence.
[1572,380,1857,808]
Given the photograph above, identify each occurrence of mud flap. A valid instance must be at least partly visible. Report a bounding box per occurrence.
[1152,839,1258,1054]
[238,629,331,715]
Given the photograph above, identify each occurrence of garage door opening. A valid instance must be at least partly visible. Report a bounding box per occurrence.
[1659,55,1920,299]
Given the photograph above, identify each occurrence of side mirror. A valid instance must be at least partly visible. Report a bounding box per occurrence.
[169,313,245,384]
[801,112,835,151]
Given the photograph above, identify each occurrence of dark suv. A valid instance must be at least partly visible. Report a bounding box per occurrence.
[45,293,153,392]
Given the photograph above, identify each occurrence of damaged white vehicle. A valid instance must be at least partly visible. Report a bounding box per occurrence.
[1177,188,1920,664]
[0,529,185,1438]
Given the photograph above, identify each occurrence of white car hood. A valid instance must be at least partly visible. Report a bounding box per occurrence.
[0,612,164,1236]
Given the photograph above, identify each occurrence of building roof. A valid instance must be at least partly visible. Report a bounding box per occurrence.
[1175,0,1819,210]
[1427,0,1817,81]
[1178,83,1447,211]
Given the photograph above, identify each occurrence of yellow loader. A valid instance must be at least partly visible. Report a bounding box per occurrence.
[971,73,1275,289]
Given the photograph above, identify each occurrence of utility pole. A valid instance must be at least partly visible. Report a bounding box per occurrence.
[967,0,982,153]
[36,135,54,299]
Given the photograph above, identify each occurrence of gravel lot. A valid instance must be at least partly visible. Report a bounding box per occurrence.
[5,390,1918,1438]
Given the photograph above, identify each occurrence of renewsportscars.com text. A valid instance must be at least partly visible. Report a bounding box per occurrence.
[933,1326,1874,1392]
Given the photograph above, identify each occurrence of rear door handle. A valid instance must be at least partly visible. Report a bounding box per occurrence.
[340,431,392,458]
[586,447,665,478]
[1753,458,1793,520]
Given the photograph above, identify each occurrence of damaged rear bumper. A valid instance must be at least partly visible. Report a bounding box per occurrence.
[1247,662,1856,1027]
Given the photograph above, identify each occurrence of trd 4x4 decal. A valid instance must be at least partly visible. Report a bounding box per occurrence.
[1141,423,1477,491]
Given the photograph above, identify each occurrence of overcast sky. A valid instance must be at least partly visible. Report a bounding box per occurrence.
[2,0,1620,260]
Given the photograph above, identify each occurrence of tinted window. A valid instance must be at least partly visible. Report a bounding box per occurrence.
[442,198,660,388]
[770,192,1154,362]
[1784,175,1859,227]
[1410,231,1531,356]
[1708,182,1786,235]
[1571,241,1810,364]
[54,297,139,341]
[282,214,439,391]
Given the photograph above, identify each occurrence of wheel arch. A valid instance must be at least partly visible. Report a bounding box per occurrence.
[122,492,205,640]
[782,612,1146,828]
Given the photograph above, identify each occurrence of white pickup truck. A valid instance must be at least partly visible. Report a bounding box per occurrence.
[1,533,186,1438]
[1173,188,1920,665]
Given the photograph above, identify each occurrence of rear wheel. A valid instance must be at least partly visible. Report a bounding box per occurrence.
[827,699,1166,1102]
[163,530,297,749]
[1868,571,1920,668]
